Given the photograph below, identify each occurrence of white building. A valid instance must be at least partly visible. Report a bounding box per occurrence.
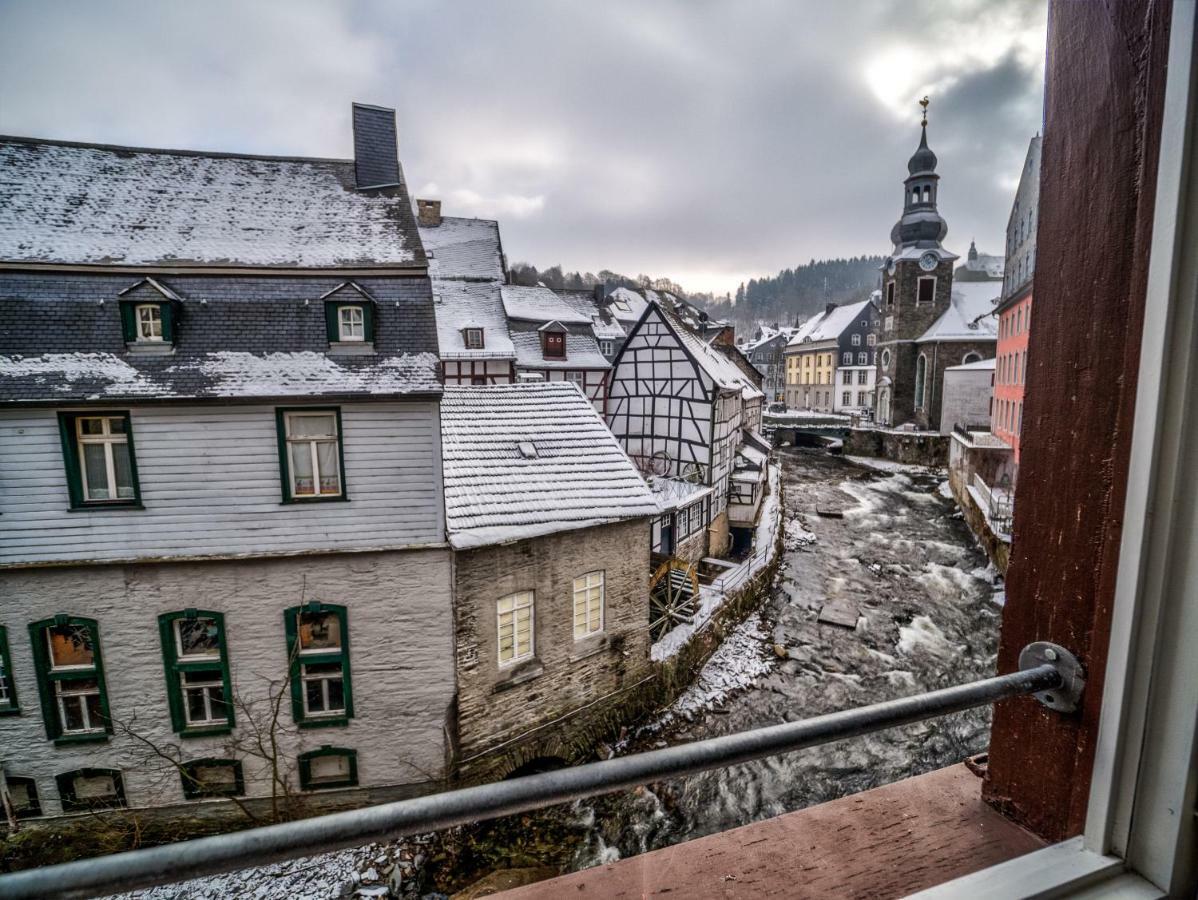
[940,357,997,435]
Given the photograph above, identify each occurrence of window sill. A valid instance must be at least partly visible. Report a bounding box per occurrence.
[178,725,234,738]
[280,496,350,505]
[0,707,21,717]
[67,502,144,513]
[297,716,351,730]
[125,342,176,356]
[302,779,359,791]
[494,659,545,692]
[53,732,111,747]
[327,342,376,356]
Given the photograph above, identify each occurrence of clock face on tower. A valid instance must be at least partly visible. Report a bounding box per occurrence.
[919,252,939,272]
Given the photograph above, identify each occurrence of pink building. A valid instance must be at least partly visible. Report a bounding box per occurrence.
[993,292,1031,463]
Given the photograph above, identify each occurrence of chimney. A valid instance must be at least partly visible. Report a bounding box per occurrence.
[417,199,442,227]
[351,102,401,190]
[825,302,838,317]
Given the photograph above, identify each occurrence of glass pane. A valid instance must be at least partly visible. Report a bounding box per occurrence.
[177,618,221,658]
[185,687,208,722]
[326,677,345,712]
[112,442,134,499]
[78,418,105,436]
[288,414,336,439]
[83,444,110,499]
[305,679,327,713]
[302,661,343,676]
[60,695,86,732]
[47,625,94,668]
[290,443,314,495]
[316,441,340,493]
[309,754,350,783]
[194,764,237,792]
[74,773,116,800]
[8,782,32,810]
[298,612,341,651]
[84,691,105,728]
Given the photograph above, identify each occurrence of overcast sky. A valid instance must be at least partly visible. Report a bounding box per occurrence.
[0,0,1046,296]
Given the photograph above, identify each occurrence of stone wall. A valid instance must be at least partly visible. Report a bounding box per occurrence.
[844,427,949,466]
[451,518,654,781]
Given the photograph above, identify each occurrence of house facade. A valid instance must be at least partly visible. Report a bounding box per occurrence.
[0,106,456,821]
[439,383,658,781]
[940,358,997,434]
[742,328,795,404]
[784,299,878,413]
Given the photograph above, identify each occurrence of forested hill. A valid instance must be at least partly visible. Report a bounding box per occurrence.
[700,256,886,327]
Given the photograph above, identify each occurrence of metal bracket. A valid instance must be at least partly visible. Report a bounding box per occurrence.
[1019,641,1085,713]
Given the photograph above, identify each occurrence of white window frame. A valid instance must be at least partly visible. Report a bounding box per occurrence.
[851,333,861,346]
[337,305,365,342]
[867,334,877,347]
[180,669,228,726]
[572,571,605,640]
[135,304,163,342]
[565,370,585,388]
[915,276,936,307]
[497,591,534,667]
[464,327,484,349]
[54,678,104,735]
[76,415,133,502]
[599,340,614,356]
[296,611,346,718]
[918,13,1197,895]
[283,411,342,499]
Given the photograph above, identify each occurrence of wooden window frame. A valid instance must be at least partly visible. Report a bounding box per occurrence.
[324,300,374,345]
[284,602,353,729]
[56,768,126,813]
[158,610,235,737]
[916,276,936,307]
[119,299,176,345]
[134,304,164,342]
[572,571,605,640]
[4,775,41,819]
[0,624,19,716]
[337,305,366,342]
[29,616,112,745]
[180,758,245,800]
[298,746,359,791]
[497,591,535,667]
[275,407,348,503]
[542,332,566,359]
[57,411,143,510]
[463,327,485,349]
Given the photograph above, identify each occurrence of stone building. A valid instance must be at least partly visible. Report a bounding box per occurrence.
[0,105,456,821]
[439,383,658,780]
[874,110,999,430]
[742,327,796,404]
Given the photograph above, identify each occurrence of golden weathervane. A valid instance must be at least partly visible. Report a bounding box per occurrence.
[919,95,930,127]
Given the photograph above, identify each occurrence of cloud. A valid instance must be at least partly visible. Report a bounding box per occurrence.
[0,0,1047,297]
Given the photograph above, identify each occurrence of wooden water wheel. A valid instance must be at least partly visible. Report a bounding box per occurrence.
[649,558,700,641]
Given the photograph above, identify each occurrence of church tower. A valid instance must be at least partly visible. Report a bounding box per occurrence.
[874,98,958,427]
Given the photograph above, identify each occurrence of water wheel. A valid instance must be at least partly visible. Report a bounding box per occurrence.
[649,558,700,641]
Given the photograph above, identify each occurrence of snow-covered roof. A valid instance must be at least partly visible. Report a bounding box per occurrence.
[0,138,424,269]
[890,245,960,263]
[648,476,714,513]
[418,217,504,281]
[433,280,515,359]
[590,315,626,340]
[785,299,872,349]
[508,328,610,370]
[945,356,997,372]
[659,304,764,400]
[440,382,658,548]
[607,287,650,323]
[964,253,1005,278]
[918,282,1000,343]
[501,285,596,324]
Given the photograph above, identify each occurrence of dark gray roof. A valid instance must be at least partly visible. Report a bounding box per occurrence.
[0,137,426,269]
[0,272,441,403]
[418,217,505,281]
[352,103,402,189]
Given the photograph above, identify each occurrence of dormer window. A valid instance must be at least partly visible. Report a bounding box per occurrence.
[544,333,565,358]
[464,328,484,349]
[136,305,163,342]
[337,306,365,342]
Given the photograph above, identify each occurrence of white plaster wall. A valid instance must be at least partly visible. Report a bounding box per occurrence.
[0,548,454,816]
[939,369,996,434]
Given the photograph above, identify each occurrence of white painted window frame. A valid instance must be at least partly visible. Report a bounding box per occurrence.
[572,571,605,640]
[76,415,132,502]
[135,304,163,341]
[337,305,365,342]
[464,327,484,349]
[54,679,104,735]
[911,9,1196,896]
[283,411,342,499]
[180,669,228,726]
[497,591,534,667]
[915,275,936,308]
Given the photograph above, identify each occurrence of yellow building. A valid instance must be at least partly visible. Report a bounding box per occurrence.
[784,345,836,411]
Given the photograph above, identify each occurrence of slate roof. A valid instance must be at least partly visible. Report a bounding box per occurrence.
[501,285,596,324]
[418,217,505,281]
[0,137,425,269]
[658,303,764,400]
[918,282,1000,343]
[0,272,441,403]
[786,299,872,348]
[508,325,610,370]
[440,382,657,548]
[433,280,515,359]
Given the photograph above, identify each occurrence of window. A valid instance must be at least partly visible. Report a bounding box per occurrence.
[599,340,614,356]
[565,370,585,388]
[851,334,861,346]
[916,277,935,306]
[0,625,18,715]
[857,391,868,406]
[57,412,141,508]
[56,768,125,812]
[276,409,345,502]
[842,370,852,384]
[962,351,982,364]
[858,352,868,365]
[497,591,534,666]
[337,306,365,342]
[886,282,895,307]
[5,776,40,819]
[135,304,163,342]
[857,370,868,385]
[842,352,851,365]
[867,334,876,346]
[158,611,233,735]
[842,391,851,405]
[914,354,927,410]
[181,759,245,799]
[29,617,111,743]
[881,349,891,368]
[543,332,566,358]
[573,572,605,639]
[285,603,353,727]
[298,746,358,790]
[464,328,484,349]
[324,300,374,345]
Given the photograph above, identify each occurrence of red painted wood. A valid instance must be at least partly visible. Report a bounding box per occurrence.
[983,0,1173,841]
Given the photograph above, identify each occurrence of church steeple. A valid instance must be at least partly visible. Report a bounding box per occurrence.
[890,96,948,251]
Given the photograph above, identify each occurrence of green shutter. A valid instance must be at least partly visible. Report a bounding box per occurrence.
[0,625,18,715]
[119,303,137,342]
[324,302,339,343]
[158,614,185,733]
[283,606,305,724]
[28,622,57,739]
[361,303,375,342]
[121,412,143,505]
[284,602,352,728]
[57,414,84,509]
[160,303,175,343]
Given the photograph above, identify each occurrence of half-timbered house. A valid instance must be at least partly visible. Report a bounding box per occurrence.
[0,105,456,822]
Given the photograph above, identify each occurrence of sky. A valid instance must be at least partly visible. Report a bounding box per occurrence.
[0,0,1047,297]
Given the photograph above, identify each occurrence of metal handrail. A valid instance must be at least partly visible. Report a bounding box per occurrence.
[0,649,1080,900]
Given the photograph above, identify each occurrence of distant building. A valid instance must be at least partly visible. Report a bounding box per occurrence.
[742,327,796,403]
[439,383,658,780]
[954,240,1005,282]
[783,298,878,412]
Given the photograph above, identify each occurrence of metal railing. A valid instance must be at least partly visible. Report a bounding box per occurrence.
[0,643,1082,900]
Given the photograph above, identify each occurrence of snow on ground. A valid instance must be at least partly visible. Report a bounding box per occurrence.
[764,409,850,421]
[783,517,816,550]
[937,479,955,500]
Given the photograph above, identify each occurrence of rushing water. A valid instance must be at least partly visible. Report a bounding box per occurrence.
[566,446,1003,869]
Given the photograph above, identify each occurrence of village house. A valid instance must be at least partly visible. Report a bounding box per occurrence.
[607,301,765,563]
[783,298,878,413]
[874,110,999,430]
[0,105,457,821]
[939,357,997,434]
[439,382,658,781]
[954,240,1006,282]
[417,201,516,386]
[742,326,796,404]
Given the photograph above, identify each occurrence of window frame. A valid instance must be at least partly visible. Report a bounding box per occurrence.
[4,775,41,819]
[463,327,485,349]
[542,331,566,359]
[916,276,936,307]
[284,602,354,729]
[0,624,19,716]
[572,571,605,640]
[29,616,113,744]
[180,758,245,800]
[57,411,143,510]
[337,305,366,342]
[275,407,348,504]
[496,591,535,667]
[298,746,359,791]
[158,610,235,737]
[56,768,126,813]
[324,300,375,345]
[135,304,164,342]
[599,339,614,356]
[119,299,175,346]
